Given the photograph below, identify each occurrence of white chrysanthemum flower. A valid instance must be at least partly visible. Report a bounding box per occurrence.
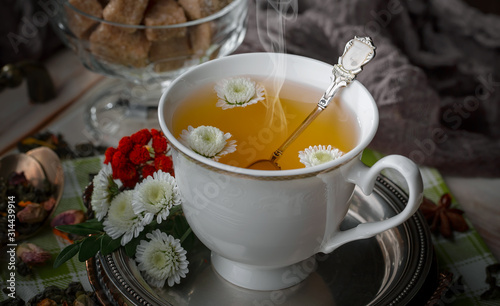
[103,190,145,246]
[135,229,189,288]
[214,77,265,110]
[298,145,343,167]
[132,170,181,225]
[179,125,236,161]
[91,164,121,221]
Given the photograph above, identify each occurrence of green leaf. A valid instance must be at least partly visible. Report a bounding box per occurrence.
[107,176,120,199]
[100,234,122,256]
[155,212,189,238]
[53,242,81,268]
[124,239,139,258]
[173,214,191,238]
[144,221,158,233]
[124,231,149,257]
[77,218,104,231]
[56,222,104,236]
[157,220,174,235]
[170,205,182,216]
[82,218,104,229]
[78,235,102,262]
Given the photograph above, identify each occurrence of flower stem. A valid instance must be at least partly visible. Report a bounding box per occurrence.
[180,227,192,244]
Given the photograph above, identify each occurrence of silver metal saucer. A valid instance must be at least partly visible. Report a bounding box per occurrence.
[87,176,436,305]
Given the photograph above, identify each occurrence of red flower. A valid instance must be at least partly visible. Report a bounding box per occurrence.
[104,147,116,164]
[131,129,152,146]
[155,155,173,174]
[117,162,139,188]
[117,136,134,154]
[151,128,162,137]
[152,135,168,154]
[129,145,151,165]
[141,165,157,178]
[102,129,174,188]
[111,151,128,178]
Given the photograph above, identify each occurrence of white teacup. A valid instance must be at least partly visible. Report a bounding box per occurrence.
[158,53,423,291]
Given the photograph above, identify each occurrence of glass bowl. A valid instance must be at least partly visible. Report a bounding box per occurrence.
[51,0,248,145]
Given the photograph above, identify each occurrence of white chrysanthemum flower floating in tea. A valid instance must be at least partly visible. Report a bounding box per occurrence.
[214,77,265,110]
[298,145,343,167]
[135,229,189,288]
[91,163,120,221]
[180,125,237,161]
[103,190,145,246]
[132,170,181,225]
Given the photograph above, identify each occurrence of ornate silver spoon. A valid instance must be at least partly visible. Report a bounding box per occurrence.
[247,36,376,170]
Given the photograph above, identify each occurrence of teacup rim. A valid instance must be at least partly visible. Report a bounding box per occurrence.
[158,52,379,178]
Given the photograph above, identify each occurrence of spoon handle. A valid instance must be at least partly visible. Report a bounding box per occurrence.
[270,37,376,162]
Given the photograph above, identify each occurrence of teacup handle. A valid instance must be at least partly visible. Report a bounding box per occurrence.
[320,155,423,254]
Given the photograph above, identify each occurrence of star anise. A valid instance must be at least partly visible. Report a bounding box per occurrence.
[419,193,469,238]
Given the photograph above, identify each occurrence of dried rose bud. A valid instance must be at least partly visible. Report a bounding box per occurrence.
[42,197,56,211]
[17,203,47,223]
[51,210,87,243]
[50,210,86,228]
[16,243,51,266]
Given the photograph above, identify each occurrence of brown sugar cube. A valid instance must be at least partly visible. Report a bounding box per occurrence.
[178,0,232,20]
[149,36,192,61]
[189,22,212,55]
[90,23,151,67]
[149,36,193,72]
[102,0,149,30]
[178,0,210,20]
[67,0,103,39]
[144,0,187,41]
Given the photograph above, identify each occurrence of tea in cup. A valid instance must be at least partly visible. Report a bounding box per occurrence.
[158,52,423,290]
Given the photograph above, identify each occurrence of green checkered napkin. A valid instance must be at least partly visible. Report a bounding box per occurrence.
[1,152,498,304]
[0,157,103,302]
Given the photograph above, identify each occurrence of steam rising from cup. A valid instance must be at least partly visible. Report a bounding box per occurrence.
[255,0,299,135]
